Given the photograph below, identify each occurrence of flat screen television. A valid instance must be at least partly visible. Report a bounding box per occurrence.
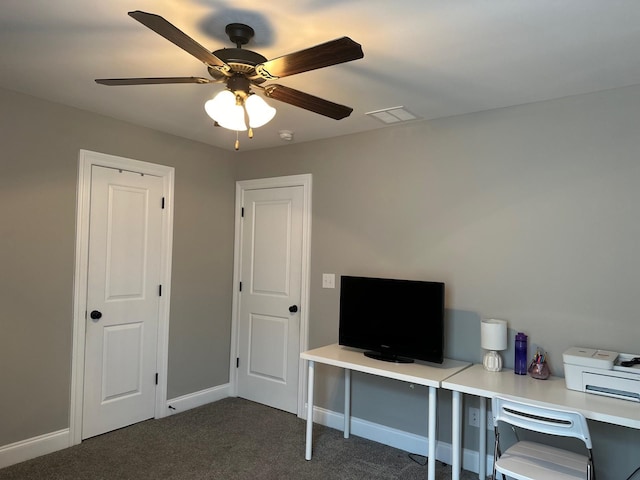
[339,275,445,364]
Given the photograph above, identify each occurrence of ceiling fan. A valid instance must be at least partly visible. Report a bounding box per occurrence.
[96,11,364,129]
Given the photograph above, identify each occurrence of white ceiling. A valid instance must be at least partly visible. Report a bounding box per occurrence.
[2,0,640,151]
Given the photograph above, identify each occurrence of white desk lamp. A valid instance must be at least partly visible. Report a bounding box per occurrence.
[481,318,507,372]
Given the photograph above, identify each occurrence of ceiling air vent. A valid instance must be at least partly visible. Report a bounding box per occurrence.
[365,106,420,124]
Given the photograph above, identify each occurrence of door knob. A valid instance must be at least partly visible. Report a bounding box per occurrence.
[90,310,102,320]
[289,305,298,313]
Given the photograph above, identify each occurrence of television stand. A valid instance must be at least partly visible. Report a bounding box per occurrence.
[364,350,414,363]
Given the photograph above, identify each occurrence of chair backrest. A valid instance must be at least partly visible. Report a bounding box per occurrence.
[492,395,592,449]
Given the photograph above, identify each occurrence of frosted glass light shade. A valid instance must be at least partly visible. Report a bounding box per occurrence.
[204,90,234,117]
[204,90,247,131]
[481,318,507,372]
[245,94,276,128]
[220,103,247,131]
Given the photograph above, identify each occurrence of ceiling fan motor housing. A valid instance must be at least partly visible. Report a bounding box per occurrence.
[209,47,268,82]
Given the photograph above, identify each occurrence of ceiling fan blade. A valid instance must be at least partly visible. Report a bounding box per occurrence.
[262,84,353,120]
[128,11,229,70]
[256,37,363,79]
[95,77,214,86]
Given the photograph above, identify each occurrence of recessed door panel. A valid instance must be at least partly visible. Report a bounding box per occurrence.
[102,323,144,402]
[105,186,147,300]
[248,314,287,382]
[252,200,292,296]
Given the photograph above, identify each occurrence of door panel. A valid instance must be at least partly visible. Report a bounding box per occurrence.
[105,186,147,298]
[102,322,144,401]
[82,166,163,439]
[252,200,292,293]
[237,186,304,413]
[249,313,288,382]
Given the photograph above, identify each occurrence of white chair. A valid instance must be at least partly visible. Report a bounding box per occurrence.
[492,395,595,480]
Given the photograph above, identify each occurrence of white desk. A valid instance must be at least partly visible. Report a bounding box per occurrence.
[301,343,470,480]
[442,364,640,480]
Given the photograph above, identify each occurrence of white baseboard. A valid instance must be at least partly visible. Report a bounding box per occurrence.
[0,384,232,469]
[1,390,491,475]
[0,429,70,469]
[308,405,492,475]
[165,383,231,416]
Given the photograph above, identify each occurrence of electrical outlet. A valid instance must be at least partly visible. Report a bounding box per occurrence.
[469,407,480,428]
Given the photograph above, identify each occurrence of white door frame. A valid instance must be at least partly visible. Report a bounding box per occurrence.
[69,149,174,446]
[229,174,312,418]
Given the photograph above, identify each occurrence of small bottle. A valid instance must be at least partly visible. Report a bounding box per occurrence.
[514,332,528,375]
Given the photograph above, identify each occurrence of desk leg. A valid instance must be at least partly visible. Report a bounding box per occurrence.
[479,397,486,480]
[305,360,315,460]
[428,386,436,480]
[451,390,462,480]
[344,368,351,438]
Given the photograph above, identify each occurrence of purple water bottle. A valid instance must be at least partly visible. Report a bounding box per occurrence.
[514,332,528,375]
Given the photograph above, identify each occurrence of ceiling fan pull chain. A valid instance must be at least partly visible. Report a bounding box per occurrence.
[235,131,240,151]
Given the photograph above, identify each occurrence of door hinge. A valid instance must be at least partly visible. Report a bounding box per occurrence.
[161,197,165,209]
[159,285,162,296]
[155,373,158,385]
[236,357,240,368]
[241,207,244,217]
[239,281,242,292]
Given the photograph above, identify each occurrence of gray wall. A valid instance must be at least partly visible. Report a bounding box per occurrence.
[2,81,639,478]
[0,88,236,445]
[235,84,640,478]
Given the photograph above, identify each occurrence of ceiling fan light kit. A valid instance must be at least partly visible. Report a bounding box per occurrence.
[204,89,276,131]
[95,10,364,150]
[204,90,247,131]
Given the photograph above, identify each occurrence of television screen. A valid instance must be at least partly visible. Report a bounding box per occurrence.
[339,276,444,364]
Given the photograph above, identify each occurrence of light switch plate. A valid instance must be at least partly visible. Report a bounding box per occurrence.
[322,273,335,289]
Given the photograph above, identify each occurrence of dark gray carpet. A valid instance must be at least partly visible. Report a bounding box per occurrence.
[0,398,478,479]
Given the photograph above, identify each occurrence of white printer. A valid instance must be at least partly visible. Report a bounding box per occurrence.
[563,347,640,402]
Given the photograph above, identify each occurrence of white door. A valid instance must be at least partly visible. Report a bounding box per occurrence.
[236,185,305,413]
[82,165,164,439]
